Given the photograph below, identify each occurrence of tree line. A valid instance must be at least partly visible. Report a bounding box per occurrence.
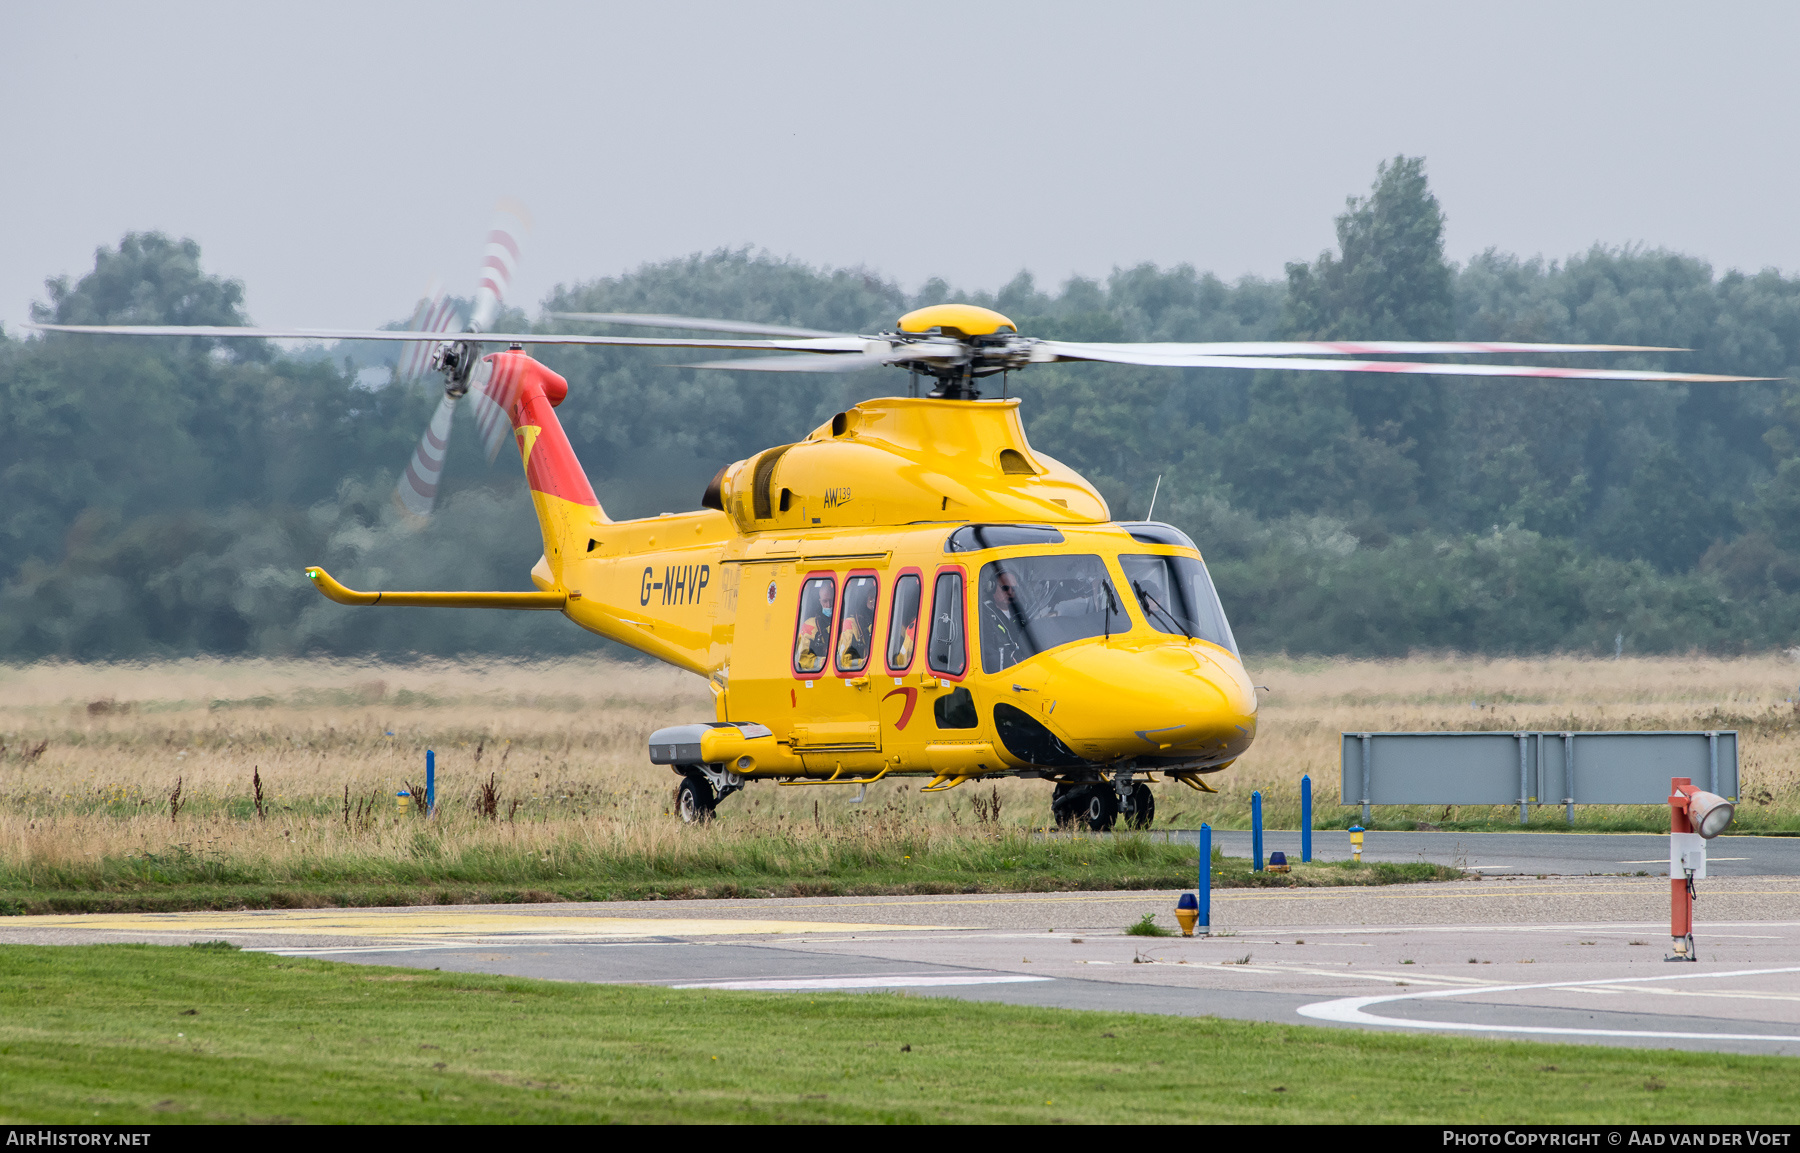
[5,158,1800,660]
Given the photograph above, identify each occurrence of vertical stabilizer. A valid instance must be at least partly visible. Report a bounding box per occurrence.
[476,350,606,586]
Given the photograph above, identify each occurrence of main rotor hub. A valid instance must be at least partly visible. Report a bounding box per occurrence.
[896,303,1018,337]
[886,304,1039,399]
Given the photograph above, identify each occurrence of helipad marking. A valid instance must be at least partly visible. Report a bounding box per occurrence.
[4,909,944,940]
[1298,965,1800,1042]
[671,974,1052,991]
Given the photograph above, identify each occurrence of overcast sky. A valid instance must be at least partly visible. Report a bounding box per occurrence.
[5,1,1799,334]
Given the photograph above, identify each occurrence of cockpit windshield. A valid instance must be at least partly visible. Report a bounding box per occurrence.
[1119,554,1239,657]
[978,554,1130,673]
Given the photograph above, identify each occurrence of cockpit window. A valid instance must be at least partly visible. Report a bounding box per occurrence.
[946,524,1065,553]
[1118,521,1199,550]
[977,554,1130,673]
[927,571,966,676]
[1119,554,1239,657]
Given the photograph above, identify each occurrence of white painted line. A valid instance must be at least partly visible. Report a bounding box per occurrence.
[670,974,1053,991]
[1298,965,1800,1043]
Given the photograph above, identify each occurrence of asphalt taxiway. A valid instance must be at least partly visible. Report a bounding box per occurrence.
[4,871,1796,1056]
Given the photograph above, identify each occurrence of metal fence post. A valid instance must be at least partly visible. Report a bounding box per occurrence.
[1708,731,1719,796]
[1517,731,1529,825]
[1563,732,1574,827]
[1301,774,1312,863]
[1198,823,1211,935]
[1251,790,1263,871]
[1359,733,1372,826]
[426,749,436,817]
[1535,731,1544,814]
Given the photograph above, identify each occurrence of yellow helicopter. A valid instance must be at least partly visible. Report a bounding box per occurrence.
[36,257,1763,829]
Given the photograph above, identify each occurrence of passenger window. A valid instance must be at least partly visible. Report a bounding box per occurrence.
[927,571,966,676]
[835,575,878,673]
[793,576,835,675]
[887,574,921,672]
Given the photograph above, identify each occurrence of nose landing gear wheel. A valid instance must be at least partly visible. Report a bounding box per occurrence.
[1123,782,1154,830]
[676,772,716,824]
[1051,782,1080,830]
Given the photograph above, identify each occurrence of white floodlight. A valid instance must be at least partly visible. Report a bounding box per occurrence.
[1686,789,1735,839]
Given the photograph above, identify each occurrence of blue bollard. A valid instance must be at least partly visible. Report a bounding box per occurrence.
[1251,790,1263,871]
[425,749,435,817]
[1198,822,1211,935]
[1301,774,1313,862]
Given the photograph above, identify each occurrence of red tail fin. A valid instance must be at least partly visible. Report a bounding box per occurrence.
[475,351,605,586]
[478,350,602,512]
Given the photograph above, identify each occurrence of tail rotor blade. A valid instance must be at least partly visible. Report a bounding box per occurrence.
[396,280,458,384]
[465,357,518,463]
[394,392,459,520]
[468,198,533,334]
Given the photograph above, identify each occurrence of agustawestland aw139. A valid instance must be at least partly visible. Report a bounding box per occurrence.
[35,212,1769,827]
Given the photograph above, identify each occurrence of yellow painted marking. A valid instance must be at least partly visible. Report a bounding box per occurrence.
[617,886,1800,912]
[514,424,541,466]
[7,909,943,939]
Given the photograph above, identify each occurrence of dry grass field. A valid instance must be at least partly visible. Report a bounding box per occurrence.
[0,654,1793,911]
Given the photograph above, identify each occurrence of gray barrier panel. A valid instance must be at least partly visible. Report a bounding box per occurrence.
[1340,731,1737,820]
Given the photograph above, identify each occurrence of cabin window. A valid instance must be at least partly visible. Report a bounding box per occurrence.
[977,554,1130,674]
[886,573,922,672]
[927,570,966,676]
[793,576,835,675]
[835,575,878,673]
[1119,554,1240,657]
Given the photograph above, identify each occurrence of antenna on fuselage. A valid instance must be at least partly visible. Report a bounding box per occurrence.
[1145,474,1163,520]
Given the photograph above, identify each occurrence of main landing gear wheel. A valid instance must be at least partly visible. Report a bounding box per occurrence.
[1052,783,1124,832]
[1080,786,1119,832]
[676,771,716,824]
[1123,782,1154,830]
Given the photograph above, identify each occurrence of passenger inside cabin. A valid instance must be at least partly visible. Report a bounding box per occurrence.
[794,580,833,673]
[836,577,878,671]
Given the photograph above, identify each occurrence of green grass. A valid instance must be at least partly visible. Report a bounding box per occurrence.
[0,944,1791,1124]
[1124,913,1174,937]
[0,835,1459,916]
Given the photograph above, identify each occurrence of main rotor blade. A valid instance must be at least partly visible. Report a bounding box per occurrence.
[1067,339,1689,357]
[28,323,867,353]
[549,312,851,339]
[1036,342,1770,383]
[678,352,894,373]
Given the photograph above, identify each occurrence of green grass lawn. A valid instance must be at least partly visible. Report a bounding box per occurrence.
[0,944,1791,1124]
[0,839,1457,915]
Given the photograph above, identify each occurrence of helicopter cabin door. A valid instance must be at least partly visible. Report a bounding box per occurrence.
[790,568,884,771]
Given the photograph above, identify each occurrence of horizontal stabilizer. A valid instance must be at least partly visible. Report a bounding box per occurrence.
[305,566,567,609]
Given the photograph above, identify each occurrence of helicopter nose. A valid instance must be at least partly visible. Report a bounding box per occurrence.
[1028,641,1256,763]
